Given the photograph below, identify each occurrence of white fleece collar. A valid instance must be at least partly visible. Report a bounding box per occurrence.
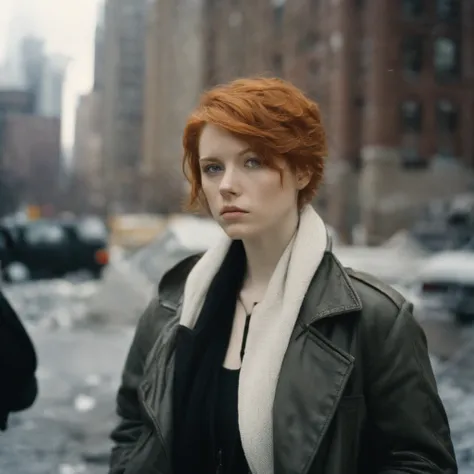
[179,205,328,474]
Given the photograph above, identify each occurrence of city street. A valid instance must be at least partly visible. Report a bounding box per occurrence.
[0,278,474,473]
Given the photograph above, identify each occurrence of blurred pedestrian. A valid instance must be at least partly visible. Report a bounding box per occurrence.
[0,289,38,430]
[109,77,457,473]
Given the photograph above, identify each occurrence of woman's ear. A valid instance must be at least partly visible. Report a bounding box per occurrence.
[295,169,312,190]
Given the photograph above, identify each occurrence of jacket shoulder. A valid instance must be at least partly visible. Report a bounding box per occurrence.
[157,252,203,306]
[343,267,412,340]
[343,268,416,357]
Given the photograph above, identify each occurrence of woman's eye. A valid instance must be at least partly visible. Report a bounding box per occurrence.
[245,157,262,168]
[203,164,222,174]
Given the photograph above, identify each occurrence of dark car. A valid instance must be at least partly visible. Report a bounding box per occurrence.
[0,217,109,282]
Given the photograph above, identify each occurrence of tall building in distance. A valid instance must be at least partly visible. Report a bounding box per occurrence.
[0,10,38,89]
[93,1,106,92]
[19,36,45,112]
[142,0,473,242]
[97,0,148,213]
[142,0,206,212]
[72,92,104,213]
[36,53,69,118]
[0,4,66,215]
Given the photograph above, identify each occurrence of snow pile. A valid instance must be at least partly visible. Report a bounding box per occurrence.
[87,216,222,325]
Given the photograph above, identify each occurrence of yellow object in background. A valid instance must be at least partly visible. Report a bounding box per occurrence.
[26,205,41,220]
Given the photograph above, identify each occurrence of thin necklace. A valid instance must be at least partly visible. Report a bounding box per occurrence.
[238,297,259,361]
[238,295,258,317]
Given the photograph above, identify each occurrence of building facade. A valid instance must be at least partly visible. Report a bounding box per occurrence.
[72,92,105,213]
[99,0,148,213]
[142,0,206,212]
[1,114,61,209]
[143,0,474,241]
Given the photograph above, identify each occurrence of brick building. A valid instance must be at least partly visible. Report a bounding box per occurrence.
[143,0,474,241]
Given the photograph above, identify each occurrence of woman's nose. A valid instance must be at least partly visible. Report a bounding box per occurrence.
[219,168,240,196]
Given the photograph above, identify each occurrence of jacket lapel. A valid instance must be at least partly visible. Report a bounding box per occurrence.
[273,252,362,474]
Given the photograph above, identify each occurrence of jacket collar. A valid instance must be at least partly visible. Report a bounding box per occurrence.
[158,244,363,329]
[298,250,363,328]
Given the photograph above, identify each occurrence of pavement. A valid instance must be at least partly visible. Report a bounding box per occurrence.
[0,318,134,474]
[0,324,134,474]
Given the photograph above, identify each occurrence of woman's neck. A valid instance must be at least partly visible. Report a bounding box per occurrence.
[241,210,299,301]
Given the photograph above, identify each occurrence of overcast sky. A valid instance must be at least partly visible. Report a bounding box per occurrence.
[0,0,100,149]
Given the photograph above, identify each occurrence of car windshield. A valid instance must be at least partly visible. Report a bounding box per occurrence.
[24,222,67,245]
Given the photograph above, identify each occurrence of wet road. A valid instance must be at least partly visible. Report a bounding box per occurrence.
[1,279,474,473]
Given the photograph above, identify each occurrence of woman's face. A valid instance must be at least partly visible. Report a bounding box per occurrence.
[198,123,306,240]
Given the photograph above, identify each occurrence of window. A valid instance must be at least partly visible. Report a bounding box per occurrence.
[402,36,423,76]
[24,223,67,246]
[271,0,285,29]
[436,0,460,22]
[402,0,423,18]
[359,38,372,73]
[435,100,458,159]
[297,31,319,54]
[75,218,108,242]
[401,100,422,132]
[308,58,319,75]
[400,99,424,168]
[354,97,364,108]
[273,53,283,75]
[436,100,458,132]
[401,134,425,168]
[434,37,460,80]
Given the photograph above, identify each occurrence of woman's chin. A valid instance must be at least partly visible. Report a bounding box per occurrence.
[219,221,257,240]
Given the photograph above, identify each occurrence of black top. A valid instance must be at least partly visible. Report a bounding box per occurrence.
[214,312,252,474]
[215,367,249,473]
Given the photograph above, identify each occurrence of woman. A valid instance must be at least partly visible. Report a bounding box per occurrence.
[109,77,457,474]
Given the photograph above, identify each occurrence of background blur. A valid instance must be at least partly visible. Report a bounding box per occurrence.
[1,1,474,473]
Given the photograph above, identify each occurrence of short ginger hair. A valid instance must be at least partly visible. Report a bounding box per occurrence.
[182,76,328,211]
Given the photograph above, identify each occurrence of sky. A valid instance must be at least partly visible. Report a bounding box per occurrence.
[0,0,100,149]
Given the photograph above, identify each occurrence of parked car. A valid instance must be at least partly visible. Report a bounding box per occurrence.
[0,217,109,282]
[398,250,474,325]
[411,194,474,252]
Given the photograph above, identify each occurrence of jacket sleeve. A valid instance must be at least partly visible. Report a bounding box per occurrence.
[367,301,458,473]
[108,297,161,473]
[0,290,38,430]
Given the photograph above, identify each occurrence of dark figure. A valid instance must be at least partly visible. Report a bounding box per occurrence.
[0,232,38,430]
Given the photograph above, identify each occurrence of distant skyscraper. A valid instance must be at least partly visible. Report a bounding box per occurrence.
[0,3,39,89]
[93,1,105,91]
[36,53,69,118]
[19,36,45,111]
